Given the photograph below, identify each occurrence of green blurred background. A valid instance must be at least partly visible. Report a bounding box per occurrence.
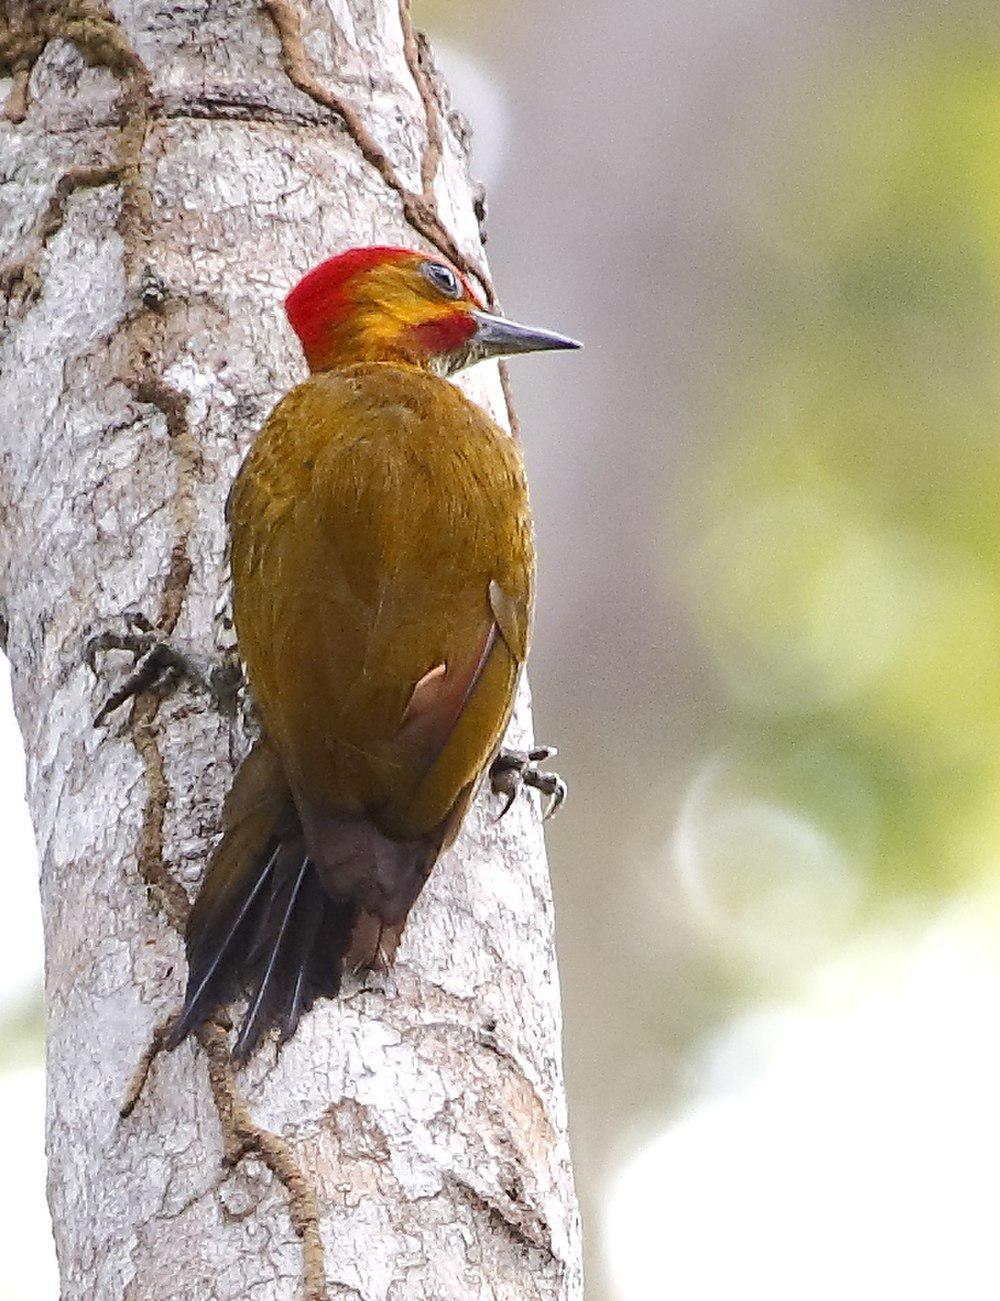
[6,1,1000,1296]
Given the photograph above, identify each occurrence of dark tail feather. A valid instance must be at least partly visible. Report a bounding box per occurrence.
[231,849,310,1061]
[170,840,281,1042]
[277,876,357,1043]
[278,868,326,1042]
[169,740,359,1056]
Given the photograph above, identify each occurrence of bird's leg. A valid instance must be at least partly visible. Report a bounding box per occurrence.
[86,610,243,724]
[490,745,567,821]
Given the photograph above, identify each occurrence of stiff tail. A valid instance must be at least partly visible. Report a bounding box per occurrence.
[170,741,358,1060]
[170,739,442,1061]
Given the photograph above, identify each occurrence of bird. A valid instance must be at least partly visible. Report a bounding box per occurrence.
[155,245,580,1060]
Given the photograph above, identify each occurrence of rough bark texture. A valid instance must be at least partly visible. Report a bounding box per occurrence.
[0,2,582,1297]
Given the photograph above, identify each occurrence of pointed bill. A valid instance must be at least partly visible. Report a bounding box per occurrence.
[470,311,582,359]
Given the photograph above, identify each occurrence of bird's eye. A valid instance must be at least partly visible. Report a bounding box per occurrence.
[421,261,462,299]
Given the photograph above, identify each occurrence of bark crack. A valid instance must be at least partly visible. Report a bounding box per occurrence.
[155,85,338,128]
[398,0,441,199]
[448,1173,564,1282]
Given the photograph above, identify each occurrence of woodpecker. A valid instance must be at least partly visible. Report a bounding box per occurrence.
[156,246,580,1059]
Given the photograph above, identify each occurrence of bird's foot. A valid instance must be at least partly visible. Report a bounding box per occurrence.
[490,745,567,821]
[86,611,243,724]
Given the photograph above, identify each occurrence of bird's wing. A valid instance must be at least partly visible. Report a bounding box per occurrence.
[228,367,533,837]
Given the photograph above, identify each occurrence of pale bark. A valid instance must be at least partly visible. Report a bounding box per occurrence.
[0,2,581,1297]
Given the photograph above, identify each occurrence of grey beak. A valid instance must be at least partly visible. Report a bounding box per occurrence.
[470,311,582,359]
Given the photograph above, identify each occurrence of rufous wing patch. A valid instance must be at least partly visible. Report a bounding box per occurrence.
[399,662,448,730]
[397,620,499,759]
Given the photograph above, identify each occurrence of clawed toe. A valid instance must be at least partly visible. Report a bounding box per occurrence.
[86,614,236,724]
[89,638,193,725]
[489,745,567,821]
[529,768,568,820]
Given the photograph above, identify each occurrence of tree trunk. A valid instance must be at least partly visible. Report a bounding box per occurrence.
[0,2,582,1297]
